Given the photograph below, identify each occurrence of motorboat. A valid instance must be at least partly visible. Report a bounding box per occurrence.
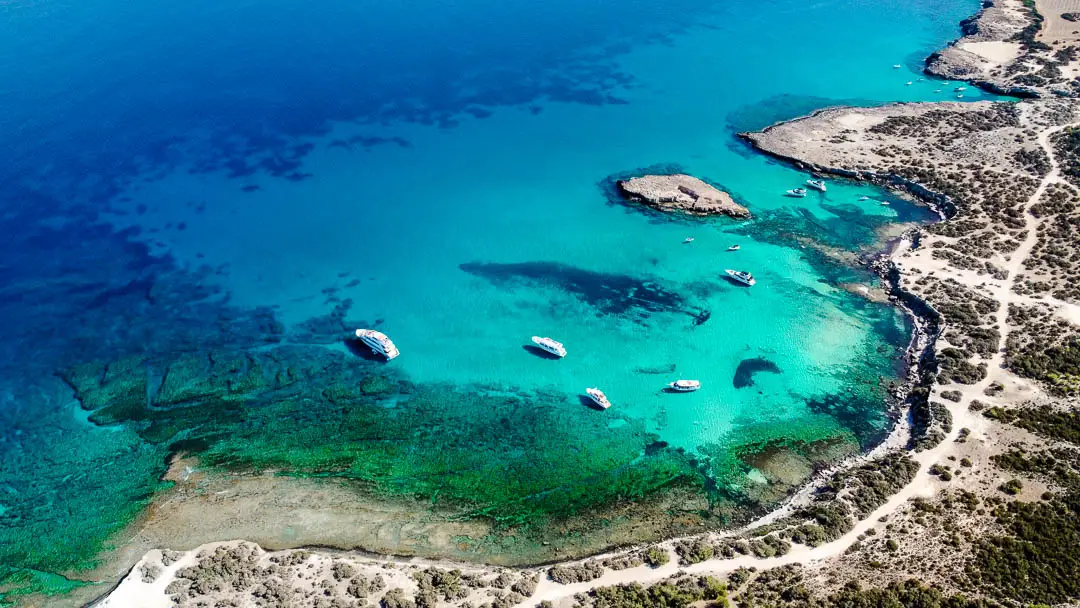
[806,179,827,192]
[858,196,870,201]
[881,201,891,206]
[892,64,902,69]
[728,245,741,251]
[725,269,756,286]
[785,188,807,198]
[906,81,913,86]
[354,329,400,360]
[668,380,701,392]
[956,86,967,91]
[683,237,695,243]
[586,388,612,409]
[531,336,567,358]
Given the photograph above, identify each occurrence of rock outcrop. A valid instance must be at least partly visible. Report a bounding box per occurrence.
[924,0,1080,98]
[616,174,750,218]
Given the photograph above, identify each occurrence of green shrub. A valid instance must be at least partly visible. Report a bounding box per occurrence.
[999,479,1023,495]
[643,547,669,568]
[672,540,713,566]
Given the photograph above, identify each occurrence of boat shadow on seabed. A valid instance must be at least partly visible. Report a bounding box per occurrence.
[345,337,391,362]
[523,344,564,360]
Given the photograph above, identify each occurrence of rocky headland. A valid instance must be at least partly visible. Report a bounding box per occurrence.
[615,174,750,218]
[925,0,1080,97]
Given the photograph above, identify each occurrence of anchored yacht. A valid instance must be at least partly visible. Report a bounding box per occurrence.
[725,269,756,286]
[586,388,612,409]
[668,379,701,392]
[785,188,807,198]
[354,329,400,360]
[806,179,827,192]
[683,237,695,244]
[728,245,741,251]
[531,336,567,358]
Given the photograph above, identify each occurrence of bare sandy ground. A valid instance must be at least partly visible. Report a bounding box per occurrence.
[1036,0,1080,41]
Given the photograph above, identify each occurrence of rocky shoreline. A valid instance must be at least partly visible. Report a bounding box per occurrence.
[925,0,1080,98]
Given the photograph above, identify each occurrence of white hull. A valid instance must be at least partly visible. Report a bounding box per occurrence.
[355,329,400,360]
[586,388,611,409]
[668,380,701,392]
[785,189,806,198]
[531,336,567,358]
[806,179,827,192]
[725,269,756,286]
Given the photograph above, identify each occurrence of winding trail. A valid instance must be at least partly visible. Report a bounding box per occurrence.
[526,120,1080,607]
[974,123,1070,392]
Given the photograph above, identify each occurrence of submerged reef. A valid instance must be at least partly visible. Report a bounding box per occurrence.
[61,345,709,529]
[459,260,705,321]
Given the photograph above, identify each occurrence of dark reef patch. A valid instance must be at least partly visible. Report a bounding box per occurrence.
[733,357,782,389]
[459,260,701,320]
[2,0,718,213]
[806,389,893,449]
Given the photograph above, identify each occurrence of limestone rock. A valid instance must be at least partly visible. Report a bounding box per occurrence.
[616,174,750,218]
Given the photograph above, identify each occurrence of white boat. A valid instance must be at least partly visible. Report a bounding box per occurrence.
[892,64,902,69]
[586,388,612,409]
[806,179,827,192]
[956,86,967,91]
[881,201,891,206]
[725,269,756,286]
[956,93,964,99]
[683,237,695,243]
[531,336,567,358]
[785,188,807,198]
[727,245,741,251]
[354,329,400,360]
[858,195,870,201]
[668,379,701,392]
[905,81,913,86]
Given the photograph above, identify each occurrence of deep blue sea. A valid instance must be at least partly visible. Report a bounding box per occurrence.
[0,0,994,601]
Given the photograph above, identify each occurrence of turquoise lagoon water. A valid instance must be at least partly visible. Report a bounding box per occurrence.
[0,0,996,600]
